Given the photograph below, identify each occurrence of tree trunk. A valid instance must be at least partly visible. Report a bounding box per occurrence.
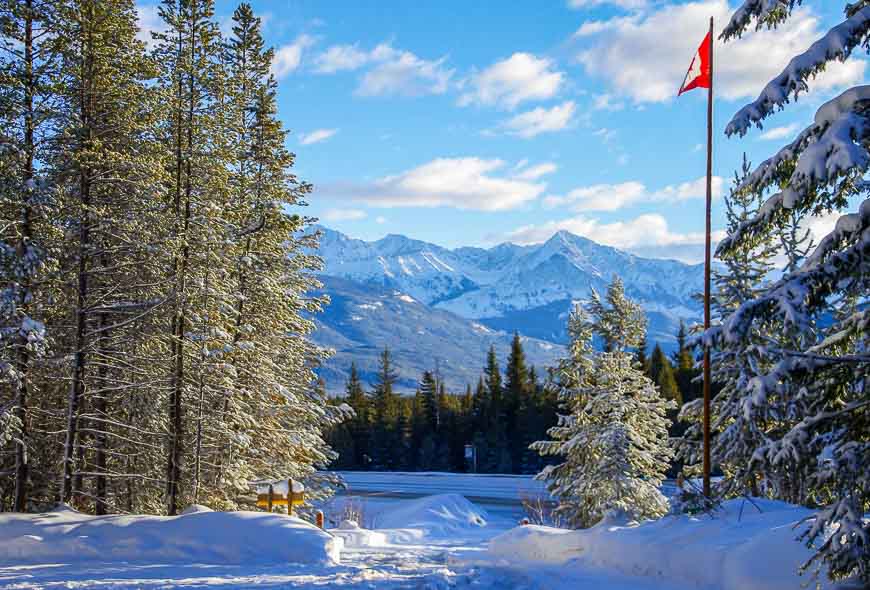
[166,0,198,515]
[13,0,35,513]
[93,299,109,514]
[60,4,95,504]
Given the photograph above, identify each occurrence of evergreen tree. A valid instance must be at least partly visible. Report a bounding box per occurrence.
[533,279,674,527]
[649,344,681,406]
[504,332,530,471]
[709,3,870,581]
[635,332,650,374]
[0,0,62,511]
[370,347,400,470]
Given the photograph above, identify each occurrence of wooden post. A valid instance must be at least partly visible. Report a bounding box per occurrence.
[316,510,324,529]
[267,484,273,513]
[288,479,294,517]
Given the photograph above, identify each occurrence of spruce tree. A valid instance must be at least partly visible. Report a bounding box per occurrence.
[533,279,674,527]
[711,3,870,581]
[504,332,530,471]
[0,0,62,510]
[649,344,681,406]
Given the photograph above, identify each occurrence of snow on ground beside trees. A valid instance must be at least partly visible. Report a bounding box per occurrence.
[0,504,341,568]
[0,493,855,589]
[488,498,841,590]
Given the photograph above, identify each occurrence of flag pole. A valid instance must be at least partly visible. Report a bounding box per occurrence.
[702,15,714,499]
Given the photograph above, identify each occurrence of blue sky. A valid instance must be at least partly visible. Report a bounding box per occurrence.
[140,1,864,263]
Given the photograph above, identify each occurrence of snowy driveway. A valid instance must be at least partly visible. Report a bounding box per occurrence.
[0,533,677,590]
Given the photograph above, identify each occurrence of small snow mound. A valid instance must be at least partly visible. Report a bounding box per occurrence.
[338,519,359,530]
[180,504,213,515]
[0,509,341,566]
[375,494,489,537]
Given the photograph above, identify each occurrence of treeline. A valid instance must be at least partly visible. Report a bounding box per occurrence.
[327,336,557,474]
[0,1,342,515]
[327,323,700,474]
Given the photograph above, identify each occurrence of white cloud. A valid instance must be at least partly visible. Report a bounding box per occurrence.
[358,52,452,97]
[299,128,338,145]
[575,1,866,103]
[759,123,801,141]
[320,157,546,211]
[272,34,316,79]
[592,93,625,111]
[544,176,724,211]
[505,213,726,263]
[514,162,558,180]
[314,42,453,97]
[136,4,166,50]
[459,53,565,110]
[502,101,576,138]
[322,208,367,222]
[375,216,388,224]
[593,127,616,143]
[313,44,373,73]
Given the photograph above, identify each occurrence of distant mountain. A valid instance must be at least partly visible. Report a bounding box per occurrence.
[311,276,563,393]
[308,227,705,392]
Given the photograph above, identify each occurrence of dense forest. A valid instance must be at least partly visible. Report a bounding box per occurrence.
[0,0,344,515]
[325,321,701,475]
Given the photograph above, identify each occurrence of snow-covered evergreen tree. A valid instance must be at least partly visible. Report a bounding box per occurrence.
[533,278,674,528]
[706,2,870,582]
[676,155,777,499]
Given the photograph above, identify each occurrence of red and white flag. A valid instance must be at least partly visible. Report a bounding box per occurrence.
[678,31,712,95]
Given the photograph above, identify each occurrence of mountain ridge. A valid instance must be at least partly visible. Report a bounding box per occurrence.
[310,225,703,392]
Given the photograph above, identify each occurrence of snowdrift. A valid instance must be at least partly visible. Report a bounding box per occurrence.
[0,505,342,566]
[374,493,489,537]
[328,519,389,548]
[488,499,836,590]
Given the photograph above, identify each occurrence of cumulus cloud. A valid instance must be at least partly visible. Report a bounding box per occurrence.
[314,42,452,97]
[313,44,374,73]
[514,162,558,180]
[321,208,367,222]
[544,176,724,211]
[759,123,801,141]
[272,34,316,79]
[299,128,338,145]
[505,213,726,263]
[459,53,565,110]
[502,101,576,138]
[319,157,546,211]
[574,0,866,103]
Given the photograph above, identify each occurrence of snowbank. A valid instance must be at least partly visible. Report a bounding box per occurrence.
[329,519,389,548]
[0,505,342,566]
[488,499,836,590]
[375,493,489,537]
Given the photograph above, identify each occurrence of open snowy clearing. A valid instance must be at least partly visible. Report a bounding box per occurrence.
[0,494,848,589]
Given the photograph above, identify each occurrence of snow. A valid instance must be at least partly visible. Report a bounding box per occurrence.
[488,498,837,590]
[255,479,306,495]
[0,492,842,589]
[315,225,701,328]
[725,7,870,136]
[0,504,340,568]
[374,494,488,537]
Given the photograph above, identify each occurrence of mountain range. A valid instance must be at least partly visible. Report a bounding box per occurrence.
[311,226,704,393]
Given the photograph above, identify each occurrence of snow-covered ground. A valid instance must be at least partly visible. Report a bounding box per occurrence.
[0,490,846,589]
